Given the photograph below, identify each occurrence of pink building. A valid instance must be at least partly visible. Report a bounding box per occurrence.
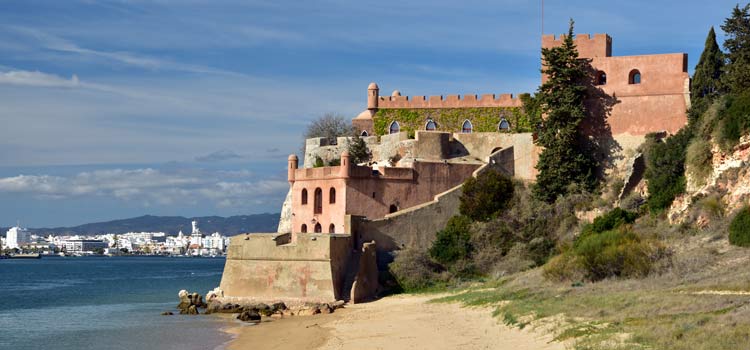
[287,152,480,240]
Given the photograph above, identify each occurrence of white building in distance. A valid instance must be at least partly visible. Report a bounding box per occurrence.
[5,226,31,249]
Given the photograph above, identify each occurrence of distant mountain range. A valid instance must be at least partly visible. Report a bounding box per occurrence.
[1,213,280,236]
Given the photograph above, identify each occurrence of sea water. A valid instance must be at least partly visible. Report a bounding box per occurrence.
[0,256,233,350]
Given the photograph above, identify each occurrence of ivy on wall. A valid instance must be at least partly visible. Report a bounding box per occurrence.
[372,105,533,136]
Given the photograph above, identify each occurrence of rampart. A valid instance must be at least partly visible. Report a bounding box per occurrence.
[376,93,523,109]
[219,233,352,303]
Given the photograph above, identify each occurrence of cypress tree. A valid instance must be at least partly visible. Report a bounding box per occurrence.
[690,27,724,120]
[533,19,596,202]
[721,4,750,93]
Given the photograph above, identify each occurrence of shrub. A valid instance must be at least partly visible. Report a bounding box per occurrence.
[429,215,473,265]
[717,91,750,150]
[576,208,638,245]
[460,169,514,221]
[543,252,583,281]
[347,133,371,164]
[643,128,692,213]
[686,138,713,184]
[574,227,663,281]
[313,156,325,168]
[729,206,750,247]
[389,248,444,291]
[328,158,341,166]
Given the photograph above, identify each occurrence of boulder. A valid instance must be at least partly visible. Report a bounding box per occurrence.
[180,305,199,315]
[206,287,224,302]
[237,310,261,322]
[271,302,288,312]
[204,300,222,314]
[331,300,346,309]
[161,311,173,316]
[177,289,191,309]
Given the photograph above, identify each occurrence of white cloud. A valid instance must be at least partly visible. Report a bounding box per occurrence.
[0,168,288,210]
[0,70,80,88]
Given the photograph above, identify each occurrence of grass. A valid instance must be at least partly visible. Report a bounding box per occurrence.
[428,233,750,350]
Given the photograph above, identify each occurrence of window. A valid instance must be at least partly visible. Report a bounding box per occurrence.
[314,223,322,233]
[461,120,473,133]
[389,204,399,213]
[301,189,308,205]
[425,119,437,131]
[361,130,369,136]
[301,224,307,233]
[314,188,323,214]
[389,121,400,134]
[498,118,510,131]
[329,224,335,233]
[596,71,607,85]
[629,69,641,84]
[329,187,336,204]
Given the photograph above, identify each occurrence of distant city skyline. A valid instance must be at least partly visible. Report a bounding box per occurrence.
[0,0,741,226]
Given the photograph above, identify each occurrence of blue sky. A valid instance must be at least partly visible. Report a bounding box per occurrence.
[0,0,742,227]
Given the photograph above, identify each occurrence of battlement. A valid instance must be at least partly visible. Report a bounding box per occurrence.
[292,163,415,182]
[542,33,612,58]
[374,93,523,109]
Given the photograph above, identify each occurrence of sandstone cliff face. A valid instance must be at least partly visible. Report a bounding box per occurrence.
[669,135,750,225]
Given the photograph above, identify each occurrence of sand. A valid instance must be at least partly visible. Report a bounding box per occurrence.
[225,293,564,350]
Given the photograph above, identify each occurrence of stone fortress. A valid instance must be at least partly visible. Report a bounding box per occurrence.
[217,33,691,304]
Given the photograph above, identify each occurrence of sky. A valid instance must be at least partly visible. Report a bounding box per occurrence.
[0,0,743,227]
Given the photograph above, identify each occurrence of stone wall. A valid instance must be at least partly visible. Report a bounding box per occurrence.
[219,233,352,303]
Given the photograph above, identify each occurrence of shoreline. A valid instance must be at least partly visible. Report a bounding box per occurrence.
[223,293,564,350]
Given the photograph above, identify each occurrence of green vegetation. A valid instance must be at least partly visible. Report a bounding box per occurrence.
[372,106,531,136]
[729,206,750,247]
[459,169,514,221]
[721,4,750,94]
[532,20,597,202]
[690,27,725,121]
[429,215,473,266]
[643,128,692,214]
[347,132,371,164]
[576,207,638,244]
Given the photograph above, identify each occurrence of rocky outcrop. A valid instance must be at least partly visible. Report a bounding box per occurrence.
[177,290,207,315]
[277,189,293,233]
[669,135,750,225]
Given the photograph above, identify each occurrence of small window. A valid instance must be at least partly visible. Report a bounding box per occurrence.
[361,130,369,136]
[301,188,308,205]
[301,224,307,233]
[498,118,510,131]
[596,71,607,85]
[329,224,335,233]
[425,119,437,131]
[389,204,399,213]
[389,121,400,134]
[629,69,641,84]
[329,188,336,204]
[461,120,473,133]
[314,188,323,214]
[314,223,322,233]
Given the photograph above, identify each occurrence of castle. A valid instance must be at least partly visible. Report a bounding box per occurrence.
[217,33,691,303]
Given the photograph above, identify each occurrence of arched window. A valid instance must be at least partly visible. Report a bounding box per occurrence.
[329,188,336,204]
[596,71,607,85]
[461,120,473,133]
[425,119,437,131]
[301,224,307,233]
[389,204,399,213]
[329,224,335,233]
[301,188,308,205]
[314,223,322,233]
[314,188,323,214]
[498,118,511,131]
[361,130,369,137]
[389,121,400,134]
[629,69,641,84]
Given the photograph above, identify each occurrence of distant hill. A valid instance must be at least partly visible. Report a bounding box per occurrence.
[1,213,279,236]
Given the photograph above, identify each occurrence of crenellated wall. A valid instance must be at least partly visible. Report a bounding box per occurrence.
[377,93,522,109]
[541,33,612,58]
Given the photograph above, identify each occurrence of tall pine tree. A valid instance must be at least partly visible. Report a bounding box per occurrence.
[721,4,750,93]
[690,26,724,120]
[533,19,596,202]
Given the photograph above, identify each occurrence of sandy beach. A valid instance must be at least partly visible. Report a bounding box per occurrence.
[225,294,564,350]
